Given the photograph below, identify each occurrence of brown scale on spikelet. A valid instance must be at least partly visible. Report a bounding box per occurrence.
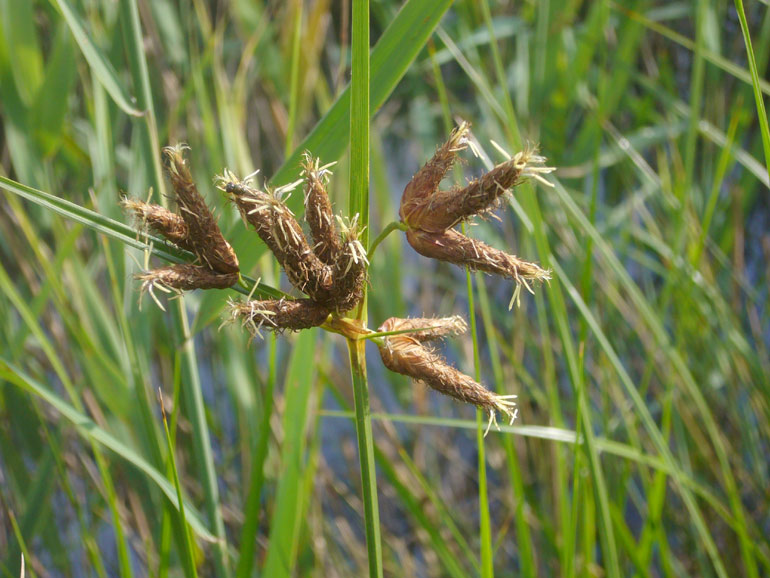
[301,152,342,265]
[137,264,238,310]
[228,298,330,338]
[377,317,517,433]
[220,172,337,305]
[164,145,239,274]
[121,198,194,251]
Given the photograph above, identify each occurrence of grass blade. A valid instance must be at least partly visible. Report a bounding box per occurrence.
[0,359,216,542]
[51,0,143,116]
[160,391,199,578]
[262,330,318,575]
[733,0,770,180]
[270,0,453,189]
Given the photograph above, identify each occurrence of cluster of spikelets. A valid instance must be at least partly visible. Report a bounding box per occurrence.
[218,152,368,335]
[399,121,554,307]
[123,123,553,431]
[121,145,240,310]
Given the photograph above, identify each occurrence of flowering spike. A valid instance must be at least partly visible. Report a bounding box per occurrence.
[121,198,194,251]
[228,298,330,337]
[137,264,238,309]
[405,228,550,285]
[400,121,471,228]
[378,315,467,342]
[163,145,239,274]
[301,152,342,265]
[222,172,338,305]
[377,317,517,426]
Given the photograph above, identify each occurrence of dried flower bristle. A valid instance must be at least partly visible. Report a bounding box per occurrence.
[301,152,342,265]
[406,228,551,284]
[120,198,194,251]
[137,264,238,310]
[400,121,471,228]
[228,297,330,337]
[377,317,517,431]
[164,145,239,274]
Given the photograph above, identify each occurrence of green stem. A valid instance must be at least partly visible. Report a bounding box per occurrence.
[463,230,494,577]
[368,220,408,258]
[348,340,384,577]
[174,299,231,577]
[349,1,382,575]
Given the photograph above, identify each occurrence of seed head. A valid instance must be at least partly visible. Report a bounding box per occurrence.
[222,171,337,304]
[137,264,238,310]
[120,198,193,252]
[400,121,471,229]
[301,152,342,265]
[377,319,517,431]
[163,145,239,274]
[228,297,330,338]
[378,315,468,342]
[406,227,551,286]
[404,147,555,232]
[328,214,368,313]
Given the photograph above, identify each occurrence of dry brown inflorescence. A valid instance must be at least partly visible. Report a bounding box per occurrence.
[122,145,239,309]
[399,121,554,300]
[218,152,368,336]
[127,127,554,429]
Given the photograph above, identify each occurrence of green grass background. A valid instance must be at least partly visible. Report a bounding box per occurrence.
[1,0,769,576]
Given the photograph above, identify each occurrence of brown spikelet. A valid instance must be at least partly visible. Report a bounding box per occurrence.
[400,121,471,229]
[327,215,368,313]
[228,298,330,336]
[301,153,342,264]
[136,264,238,309]
[403,154,526,232]
[405,227,551,283]
[222,176,337,305]
[378,315,467,342]
[164,145,239,274]
[121,198,194,251]
[376,323,516,426]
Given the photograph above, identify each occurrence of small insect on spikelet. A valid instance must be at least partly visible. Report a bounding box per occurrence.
[227,297,330,339]
[398,122,554,304]
[376,317,517,435]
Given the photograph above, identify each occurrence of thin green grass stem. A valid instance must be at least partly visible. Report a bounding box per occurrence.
[348,1,383,576]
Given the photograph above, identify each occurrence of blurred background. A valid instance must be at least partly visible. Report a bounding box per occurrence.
[1,0,769,576]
